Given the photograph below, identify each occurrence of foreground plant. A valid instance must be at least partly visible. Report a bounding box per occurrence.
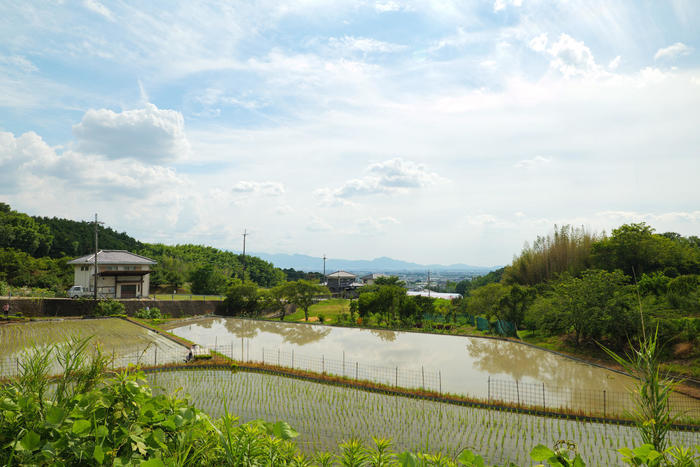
[602,325,678,453]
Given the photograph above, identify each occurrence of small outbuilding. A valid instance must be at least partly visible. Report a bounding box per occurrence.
[325,270,358,293]
[68,250,157,298]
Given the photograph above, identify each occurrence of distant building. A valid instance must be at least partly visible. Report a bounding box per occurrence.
[325,270,359,293]
[68,250,157,298]
[360,273,388,285]
[407,291,462,300]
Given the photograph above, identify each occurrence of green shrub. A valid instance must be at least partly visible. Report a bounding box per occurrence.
[94,299,125,316]
[135,306,161,320]
[317,313,325,323]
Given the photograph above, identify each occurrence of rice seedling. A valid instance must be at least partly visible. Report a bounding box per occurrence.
[0,318,186,377]
[146,368,700,466]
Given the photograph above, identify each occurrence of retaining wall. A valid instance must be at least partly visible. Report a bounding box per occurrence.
[0,297,226,318]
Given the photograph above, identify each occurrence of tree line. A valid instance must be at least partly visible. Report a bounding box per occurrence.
[0,203,287,294]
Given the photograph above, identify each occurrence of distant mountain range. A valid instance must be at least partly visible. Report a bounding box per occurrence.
[250,252,499,274]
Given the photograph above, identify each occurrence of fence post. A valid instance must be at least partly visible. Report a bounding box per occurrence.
[16,357,19,375]
[154,346,157,366]
[322,355,325,374]
[292,349,294,369]
[422,366,425,390]
[488,376,491,404]
[343,351,345,377]
[516,380,520,407]
[278,348,280,366]
[542,383,546,409]
[603,390,606,419]
[395,366,398,387]
[439,371,442,394]
[241,338,244,362]
[262,347,265,365]
[355,361,358,380]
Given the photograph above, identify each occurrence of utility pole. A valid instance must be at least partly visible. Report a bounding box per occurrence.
[427,270,431,298]
[241,229,248,277]
[93,214,104,300]
[322,254,327,280]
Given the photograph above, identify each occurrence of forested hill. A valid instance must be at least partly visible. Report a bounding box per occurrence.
[33,215,144,258]
[0,203,284,291]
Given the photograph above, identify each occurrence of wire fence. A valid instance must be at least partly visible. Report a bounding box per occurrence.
[488,377,700,421]
[2,341,698,424]
[202,341,441,393]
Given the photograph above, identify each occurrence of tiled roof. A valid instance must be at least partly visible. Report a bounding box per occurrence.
[326,270,357,278]
[67,250,157,265]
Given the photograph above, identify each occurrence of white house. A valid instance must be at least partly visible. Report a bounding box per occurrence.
[68,250,157,298]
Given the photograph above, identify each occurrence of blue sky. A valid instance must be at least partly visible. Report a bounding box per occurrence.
[1,0,699,266]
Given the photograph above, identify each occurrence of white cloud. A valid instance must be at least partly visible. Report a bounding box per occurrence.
[514,156,552,169]
[374,1,403,12]
[608,56,621,70]
[72,103,190,163]
[317,158,441,202]
[528,33,548,52]
[307,216,333,232]
[547,34,599,77]
[82,0,114,20]
[0,54,37,73]
[329,36,407,54]
[356,216,399,234]
[0,130,186,199]
[654,42,693,61]
[494,0,522,12]
[232,181,285,196]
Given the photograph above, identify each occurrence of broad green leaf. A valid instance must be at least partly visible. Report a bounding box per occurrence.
[95,425,109,439]
[72,419,91,435]
[457,449,484,466]
[93,444,105,464]
[140,458,166,467]
[46,406,65,426]
[397,452,419,467]
[572,454,586,467]
[19,431,41,451]
[272,421,299,440]
[530,445,556,462]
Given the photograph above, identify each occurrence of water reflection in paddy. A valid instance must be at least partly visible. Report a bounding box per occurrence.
[166,317,637,398]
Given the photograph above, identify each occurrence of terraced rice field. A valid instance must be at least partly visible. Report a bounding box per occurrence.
[0,318,187,377]
[147,368,700,466]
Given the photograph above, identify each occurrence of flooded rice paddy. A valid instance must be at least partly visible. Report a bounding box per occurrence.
[0,318,187,377]
[147,368,700,466]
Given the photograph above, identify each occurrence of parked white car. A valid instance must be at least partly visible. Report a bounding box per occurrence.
[67,285,92,299]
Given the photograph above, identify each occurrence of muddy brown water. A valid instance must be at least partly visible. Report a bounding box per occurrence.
[165,317,699,418]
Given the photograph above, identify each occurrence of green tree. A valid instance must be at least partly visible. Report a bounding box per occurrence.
[0,203,53,256]
[497,284,535,329]
[224,278,261,316]
[550,269,633,346]
[465,283,507,319]
[189,264,228,295]
[287,280,329,321]
[262,282,294,321]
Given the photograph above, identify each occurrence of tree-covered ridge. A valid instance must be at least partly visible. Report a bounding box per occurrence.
[140,243,285,290]
[33,215,143,258]
[0,203,285,292]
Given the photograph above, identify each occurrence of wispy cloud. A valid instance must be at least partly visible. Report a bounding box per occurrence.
[654,42,693,61]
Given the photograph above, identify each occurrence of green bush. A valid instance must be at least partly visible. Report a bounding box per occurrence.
[135,306,161,320]
[93,299,125,316]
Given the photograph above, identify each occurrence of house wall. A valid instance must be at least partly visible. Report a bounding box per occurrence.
[72,265,152,298]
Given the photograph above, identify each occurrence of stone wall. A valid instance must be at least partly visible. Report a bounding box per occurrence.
[1,298,226,318]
